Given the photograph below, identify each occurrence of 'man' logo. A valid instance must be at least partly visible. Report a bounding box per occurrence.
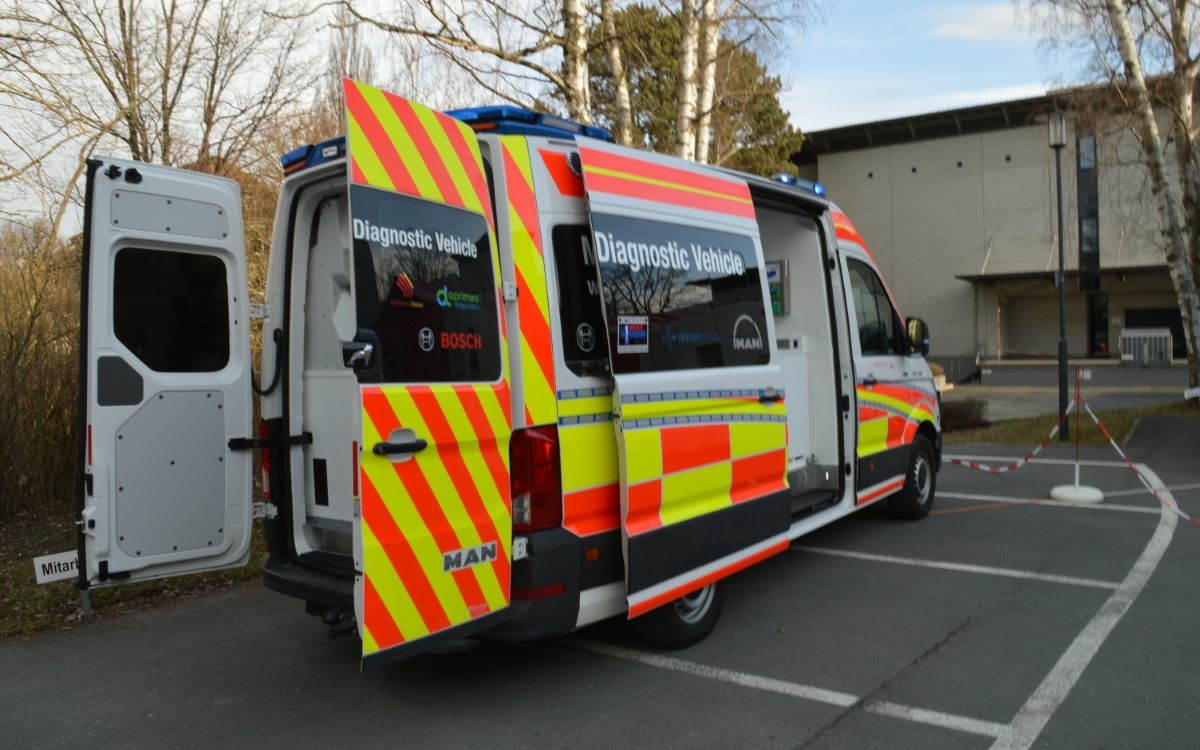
[732,314,764,350]
[443,541,499,572]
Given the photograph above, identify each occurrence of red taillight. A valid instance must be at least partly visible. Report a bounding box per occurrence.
[259,419,271,501]
[510,426,562,533]
[512,582,566,601]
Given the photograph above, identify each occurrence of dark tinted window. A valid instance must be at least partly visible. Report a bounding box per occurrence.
[113,248,229,372]
[552,224,609,375]
[351,184,501,383]
[847,257,899,356]
[591,214,769,374]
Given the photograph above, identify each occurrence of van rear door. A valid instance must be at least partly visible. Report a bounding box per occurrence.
[77,158,253,587]
[576,141,792,619]
[343,80,512,668]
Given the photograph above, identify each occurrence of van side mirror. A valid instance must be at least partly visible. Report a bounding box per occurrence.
[906,317,930,357]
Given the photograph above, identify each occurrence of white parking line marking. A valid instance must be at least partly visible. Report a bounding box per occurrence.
[561,640,1004,738]
[945,455,1132,468]
[796,546,1120,590]
[939,491,1160,515]
[564,639,857,706]
[1103,481,1200,498]
[990,464,1177,750]
[869,701,1006,738]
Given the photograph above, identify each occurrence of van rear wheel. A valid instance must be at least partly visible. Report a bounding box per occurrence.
[630,582,725,648]
[887,435,936,520]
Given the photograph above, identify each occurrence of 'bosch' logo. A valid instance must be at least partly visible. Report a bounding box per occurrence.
[418,327,436,352]
[576,323,596,353]
[732,314,764,350]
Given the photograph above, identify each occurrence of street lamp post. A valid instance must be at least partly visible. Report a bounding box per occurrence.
[1048,111,1069,440]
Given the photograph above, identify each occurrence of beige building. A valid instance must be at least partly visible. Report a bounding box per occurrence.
[796,94,1180,381]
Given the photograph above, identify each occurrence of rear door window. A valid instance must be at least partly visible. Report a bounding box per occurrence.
[352,184,501,383]
[552,224,609,375]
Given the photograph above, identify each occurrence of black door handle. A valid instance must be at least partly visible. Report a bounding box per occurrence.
[759,391,782,404]
[863,375,877,387]
[373,439,428,456]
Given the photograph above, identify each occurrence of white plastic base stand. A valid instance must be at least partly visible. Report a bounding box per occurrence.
[1050,464,1104,503]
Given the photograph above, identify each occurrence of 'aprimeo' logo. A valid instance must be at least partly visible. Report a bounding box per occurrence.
[732,314,764,350]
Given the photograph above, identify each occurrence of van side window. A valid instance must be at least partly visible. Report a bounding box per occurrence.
[552,225,609,375]
[351,185,502,383]
[847,258,899,356]
[113,248,229,372]
[591,214,769,373]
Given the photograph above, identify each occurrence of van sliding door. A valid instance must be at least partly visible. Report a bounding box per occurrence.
[576,140,791,619]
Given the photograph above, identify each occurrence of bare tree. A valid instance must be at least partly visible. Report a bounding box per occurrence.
[1022,0,1200,389]
[343,0,595,122]
[0,0,312,235]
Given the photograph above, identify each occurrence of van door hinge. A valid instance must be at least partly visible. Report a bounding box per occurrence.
[841,394,851,412]
[253,502,278,520]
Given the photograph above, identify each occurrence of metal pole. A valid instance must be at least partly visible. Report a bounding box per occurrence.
[1054,142,1069,440]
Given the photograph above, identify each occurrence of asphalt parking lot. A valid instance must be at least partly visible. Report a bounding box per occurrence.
[3,417,1198,749]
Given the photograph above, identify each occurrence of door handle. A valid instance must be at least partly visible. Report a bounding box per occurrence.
[373,438,428,456]
[863,375,877,387]
[759,391,782,404]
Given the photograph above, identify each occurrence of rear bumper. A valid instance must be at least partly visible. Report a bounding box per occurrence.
[261,553,354,610]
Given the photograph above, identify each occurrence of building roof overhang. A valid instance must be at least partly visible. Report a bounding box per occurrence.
[956,264,1168,286]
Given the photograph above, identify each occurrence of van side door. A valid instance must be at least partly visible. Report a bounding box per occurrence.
[577,140,791,619]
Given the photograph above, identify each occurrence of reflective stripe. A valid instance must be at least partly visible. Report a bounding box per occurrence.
[578,144,755,220]
[503,136,556,428]
[538,148,585,198]
[856,382,937,459]
[857,474,906,506]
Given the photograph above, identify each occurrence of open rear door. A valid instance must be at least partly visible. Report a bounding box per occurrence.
[77,158,253,587]
[576,140,793,619]
[343,80,512,669]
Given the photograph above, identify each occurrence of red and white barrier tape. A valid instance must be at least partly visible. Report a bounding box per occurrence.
[946,401,1074,474]
[1079,398,1200,529]
[946,381,1199,529]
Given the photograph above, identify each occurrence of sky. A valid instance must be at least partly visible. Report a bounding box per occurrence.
[780,0,1086,132]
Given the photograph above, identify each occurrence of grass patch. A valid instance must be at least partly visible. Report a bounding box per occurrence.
[0,500,263,640]
[945,399,1199,445]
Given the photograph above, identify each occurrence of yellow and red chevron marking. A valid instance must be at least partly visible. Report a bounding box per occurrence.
[856,383,937,458]
[502,136,556,428]
[343,78,494,229]
[578,145,755,220]
[358,383,512,657]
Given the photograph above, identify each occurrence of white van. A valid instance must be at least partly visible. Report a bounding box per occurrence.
[75,80,940,669]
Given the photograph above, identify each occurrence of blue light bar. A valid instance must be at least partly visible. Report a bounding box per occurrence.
[771,172,828,198]
[280,136,346,174]
[448,106,615,142]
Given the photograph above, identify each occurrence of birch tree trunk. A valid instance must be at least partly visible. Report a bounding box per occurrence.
[562,0,592,123]
[1104,0,1200,388]
[694,0,719,164]
[676,0,700,159]
[600,0,633,145]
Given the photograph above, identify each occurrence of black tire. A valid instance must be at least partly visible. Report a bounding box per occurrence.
[887,434,936,520]
[630,581,725,649]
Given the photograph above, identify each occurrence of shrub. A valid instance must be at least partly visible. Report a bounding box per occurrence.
[0,221,79,520]
[941,398,989,432]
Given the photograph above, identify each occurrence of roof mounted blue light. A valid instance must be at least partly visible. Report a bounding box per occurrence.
[280,136,346,174]
[771,172,828,198]
[447,105,615,142]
